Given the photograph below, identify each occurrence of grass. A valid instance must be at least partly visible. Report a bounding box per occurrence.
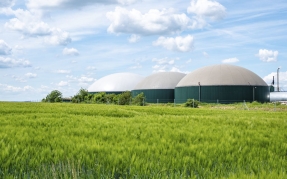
[0,102,286,178]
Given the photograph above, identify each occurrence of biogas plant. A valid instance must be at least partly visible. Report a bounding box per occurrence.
[88,64,286,103]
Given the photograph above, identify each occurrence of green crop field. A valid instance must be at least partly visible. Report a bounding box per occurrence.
[0,102,287,178]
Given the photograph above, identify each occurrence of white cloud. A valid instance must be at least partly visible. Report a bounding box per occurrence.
[56,70,71,74]
[78,76,94,83]
[45,28,71,46]
[170,67,181,72]
[263,71,287,89]
[152,57,180,72]
[153,35,194,52]
[5,9,51,36]
[87,66,96,70]
[222,57,239,63]
[187,0,226,21]
[107,7,191,35]
[26,0,137,9]
[66,75,96,87]
[62,47,79,56]
[0,40,12,55]
[257,49,278,62]
[0,57,31,68]
[0,83,34,92]
[58,81,69,87]
[130,62,142,69]
[25,72,37,78]
[128,34,141,43]
[11,75,27,82]
[5,9,71,45]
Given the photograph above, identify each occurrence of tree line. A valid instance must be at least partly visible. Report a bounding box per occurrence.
[42,89,145,106]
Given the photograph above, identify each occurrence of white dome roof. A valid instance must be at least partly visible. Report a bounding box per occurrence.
[134,72,186,90]
[88,73,144,92]
[177,64,267,87]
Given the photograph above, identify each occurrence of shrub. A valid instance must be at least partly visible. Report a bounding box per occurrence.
[184,99,199,108]
[92,92,107,104]
[117,91,132,105]
[132,92,145,106]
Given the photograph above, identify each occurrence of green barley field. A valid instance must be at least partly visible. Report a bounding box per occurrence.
[0,102,287,178]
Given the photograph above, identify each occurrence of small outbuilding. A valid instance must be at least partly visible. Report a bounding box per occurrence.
[175,64,270,103]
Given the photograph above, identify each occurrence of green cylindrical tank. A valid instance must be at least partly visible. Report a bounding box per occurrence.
[132,72,185,103]
[175,64,270,103]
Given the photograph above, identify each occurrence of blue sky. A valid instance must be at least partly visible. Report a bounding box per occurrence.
[0,0,286,101]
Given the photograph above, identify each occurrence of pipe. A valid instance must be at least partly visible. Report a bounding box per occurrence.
[277,67,280,92]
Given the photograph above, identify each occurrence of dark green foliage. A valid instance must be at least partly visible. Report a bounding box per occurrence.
[91,91,132,105]
[132,92,145,106]
[106,93,116,104]
[92,92,107,103]
[117,91,132,105]
[42,90,62,103]
[184,99,199,108]
[72,88,91,103]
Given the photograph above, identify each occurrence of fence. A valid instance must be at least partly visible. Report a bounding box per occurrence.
[30,98,287,111]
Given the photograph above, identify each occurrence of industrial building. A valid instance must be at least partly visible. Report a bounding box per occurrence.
[175,64,270,103]
[132,72,186,103]
[88,73,144,94]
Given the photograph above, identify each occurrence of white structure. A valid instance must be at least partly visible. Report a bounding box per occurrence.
[88,73,144,93]
[134,72,186,90]
[270,92,287,102]
[132,72,186,103]
[177,64,267,87]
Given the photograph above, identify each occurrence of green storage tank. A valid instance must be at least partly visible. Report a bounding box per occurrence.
[175,64,270,103]
[132,72,186,103]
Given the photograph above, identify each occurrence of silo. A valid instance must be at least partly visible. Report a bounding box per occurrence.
[175,64,270,103]
[132,72,186,103]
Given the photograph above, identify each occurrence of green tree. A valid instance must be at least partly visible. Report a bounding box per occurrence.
[43,90,62,103]
[132,92,145,106]
[117,91,132,105]
[92,92,107,103]
[72,88,91,103]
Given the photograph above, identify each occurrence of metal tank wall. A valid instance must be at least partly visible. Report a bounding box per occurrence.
[132,89,174,103]
[270,92,287,102]
[175,85,270,103]
[132,72,186,103]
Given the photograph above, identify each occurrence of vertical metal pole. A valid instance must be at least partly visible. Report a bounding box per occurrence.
[277,67,280,92]
[253,87,254,101]
[198,82,201,102]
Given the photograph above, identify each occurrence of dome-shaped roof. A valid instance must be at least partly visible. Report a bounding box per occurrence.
[177,64,267,87]
[134,72,186,90]
[88,73,144,92]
